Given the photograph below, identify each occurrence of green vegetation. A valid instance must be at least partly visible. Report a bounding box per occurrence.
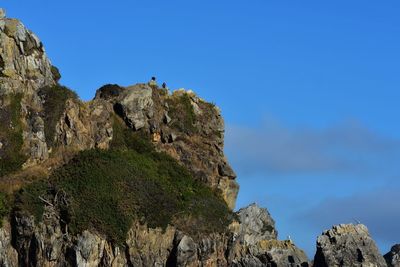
[38,85,78,147]
[0,192,10,227]
[0,93,27,177]
[51,65,61,82]
[167,94,197,134]
[96,84,125,99]
[14,181,48,222]
[15,118,232,244]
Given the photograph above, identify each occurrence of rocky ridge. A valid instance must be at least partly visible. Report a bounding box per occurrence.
[314,224,387,267]
[0,8,397,267]
[384,245,400,267]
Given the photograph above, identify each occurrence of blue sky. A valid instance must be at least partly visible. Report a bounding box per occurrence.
[3,1,400,257]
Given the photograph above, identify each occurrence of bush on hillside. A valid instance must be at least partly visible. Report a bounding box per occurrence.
[15,118,233,244]
[38,85,78,147]
[167,94,197,134]
[0,94,27,177]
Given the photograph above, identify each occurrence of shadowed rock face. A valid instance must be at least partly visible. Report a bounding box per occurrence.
[0,9,395,267]
[0,202,311,267]
[0,12,238,208]
[94,83,239,209]
[314,224,388,267]
[384,245,400,267]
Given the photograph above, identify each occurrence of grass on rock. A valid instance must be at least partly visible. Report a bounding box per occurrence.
[15,118,232,244]
[0,93,27,177]
[167,93,197,134]
[38,85,78,147]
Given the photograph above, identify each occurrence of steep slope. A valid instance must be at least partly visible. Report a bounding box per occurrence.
[0,8,396,267]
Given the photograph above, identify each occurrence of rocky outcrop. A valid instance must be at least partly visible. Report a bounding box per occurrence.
[0,10,237,209]
[0,10,54,91]
[228,204,309,267]
[0,220,18,267]
[231,239,309,267]
[54,98,113,151]
[236,203,277,245]
[0,201,311,267]
[384,245,400,267]
[95,84,239,209]
[1,8,395,267]
[314,224,387,267]
[0,9,56,168]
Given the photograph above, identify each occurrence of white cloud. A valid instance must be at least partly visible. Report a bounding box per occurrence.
[225,118,400,176]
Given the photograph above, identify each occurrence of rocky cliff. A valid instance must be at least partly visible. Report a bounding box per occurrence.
[314,224,387,267]
[0,9,396,267]
[384,245,400,267]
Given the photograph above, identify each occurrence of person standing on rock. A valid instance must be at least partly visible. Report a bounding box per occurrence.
[149,76,157,86]
[162,82,168,90]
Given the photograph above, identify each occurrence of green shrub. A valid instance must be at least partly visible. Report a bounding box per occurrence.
[0,93,27,177]
[38,85,78,147]
[167,94,197,134]
[16,119,232,244]
[0,192,10,227]
[51,65,61,82]
[14,181,48,222]
[95,84,125,99]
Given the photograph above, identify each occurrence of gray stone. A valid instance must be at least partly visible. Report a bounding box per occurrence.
[0,8,5,19]
[0,222,18,267]
[177,235,198,266]
[385,244,400,267]
[163,111,171,124]
[118,84,154,130]
[236,203,277,245]
[169,132,177,142]
[218,161,237,178]
[75,231,105,266]
[314,224,387,267]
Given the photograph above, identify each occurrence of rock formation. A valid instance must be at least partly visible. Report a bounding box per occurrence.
[384,245,400,267]
[314,224,387,267]
[0,8,396,267]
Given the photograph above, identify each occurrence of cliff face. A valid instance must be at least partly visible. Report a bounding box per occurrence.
[314,224,387,267]
[384,245,400,267]
[0,9,396,267]
[0,9,237,207]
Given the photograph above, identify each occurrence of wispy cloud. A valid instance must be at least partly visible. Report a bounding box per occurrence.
[295,187,400,247]
[225,118,400,176]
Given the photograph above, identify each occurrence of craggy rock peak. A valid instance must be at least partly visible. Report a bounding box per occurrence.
[230,204,309,267]
[94,83,239,209]
[0,9,396,267]
[384,245,400,267]
[236,203,278,244]
[314,224,388,267]
[0,8,56,168]
[0,9,237,207]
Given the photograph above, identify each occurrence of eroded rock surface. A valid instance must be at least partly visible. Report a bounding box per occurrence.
[314,224,387,267]
[95,84,239,209]
[385,245,400,267]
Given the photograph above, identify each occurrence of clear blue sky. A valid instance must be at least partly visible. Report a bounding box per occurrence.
[4,1,400,257]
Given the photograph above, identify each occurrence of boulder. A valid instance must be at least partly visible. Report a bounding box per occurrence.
[236,203,277,245]
[314,224,387,267]
[116,84,154,130]
[385,245,400,267]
